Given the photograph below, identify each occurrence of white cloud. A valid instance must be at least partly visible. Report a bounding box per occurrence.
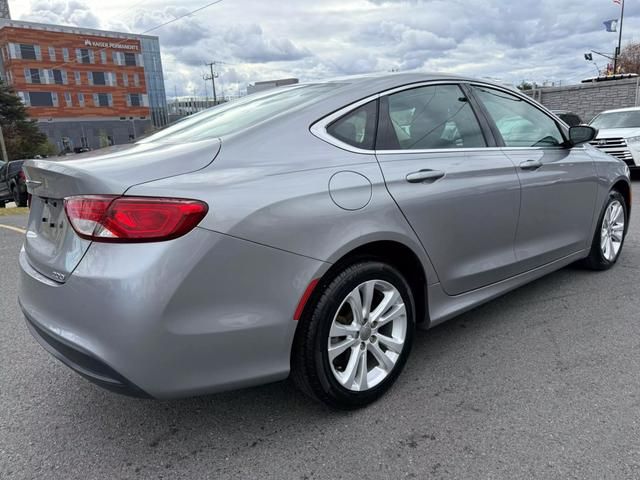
[14,0,640,96]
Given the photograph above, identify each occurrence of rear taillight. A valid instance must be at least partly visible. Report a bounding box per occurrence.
[64,195,208,243]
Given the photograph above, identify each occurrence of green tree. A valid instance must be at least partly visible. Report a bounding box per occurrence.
[0,80,49,160]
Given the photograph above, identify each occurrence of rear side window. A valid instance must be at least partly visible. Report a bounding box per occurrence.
[377,84,487,150]
[473,86,565,147]
[326,100,378,150]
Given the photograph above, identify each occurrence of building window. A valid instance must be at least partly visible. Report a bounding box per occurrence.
[100,51,107,64]
[89,71,105,85]
[28,92,57,107]
[78,93,85,107]
[48,47,56,61]
[52,69,66,85]
[25,68,41,84]
[133,73,140,87]
[76,48,93,64]
[124,52,137,66]
[128,93,141,107]
[75,71,81,85]
[93,93,113,107]
[64,92,72,107]
[62,48,70,62]
[19,44,40,60]
[122,73,128,86]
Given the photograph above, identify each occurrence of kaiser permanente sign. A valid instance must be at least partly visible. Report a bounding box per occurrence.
[84,39,140,51]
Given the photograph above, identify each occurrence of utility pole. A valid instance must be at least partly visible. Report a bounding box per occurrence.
[203,61,221,104]
[0,125,8,163]
[613,0,626,74]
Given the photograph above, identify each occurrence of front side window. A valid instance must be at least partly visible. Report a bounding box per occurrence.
[473,86,564,147]
[377,84,486,150]
[326,100,378,150]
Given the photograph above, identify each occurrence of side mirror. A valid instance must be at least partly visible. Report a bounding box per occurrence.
[569,125,597,146]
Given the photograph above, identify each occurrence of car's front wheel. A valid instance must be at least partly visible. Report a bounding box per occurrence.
[292,261,415,409]
[582,190,627,270]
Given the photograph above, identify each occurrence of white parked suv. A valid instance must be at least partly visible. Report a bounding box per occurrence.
[590,107,640,169]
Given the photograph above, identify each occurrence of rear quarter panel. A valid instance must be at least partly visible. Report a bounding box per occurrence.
[126,120,439,286]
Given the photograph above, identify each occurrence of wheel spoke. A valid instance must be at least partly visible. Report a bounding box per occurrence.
[346,289,364,325]
[360,281,375,321]
[355,349,368,391]
[377,334,404,354]
[370,289,400,323]
[611,229,623,243]
[369,342,394,372]
[328,337,359,361]
[376,303,406,329]
[340,346,362,387]
[330,322,360,338]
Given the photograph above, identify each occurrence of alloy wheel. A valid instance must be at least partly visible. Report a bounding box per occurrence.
[327,280,407,392]
[601,199,625,262]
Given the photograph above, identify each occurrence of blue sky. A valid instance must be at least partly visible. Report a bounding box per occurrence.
[9,0,640,97]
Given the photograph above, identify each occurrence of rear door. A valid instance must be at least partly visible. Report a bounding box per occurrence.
[375,83,522,296]
[470,85,598,271]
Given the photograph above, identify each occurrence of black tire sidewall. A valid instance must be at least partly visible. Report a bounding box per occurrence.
[308,261,415,408]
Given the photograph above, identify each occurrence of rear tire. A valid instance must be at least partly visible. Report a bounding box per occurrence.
[12,187,28,208]
[582,190,627,270]
[292,261,415,409]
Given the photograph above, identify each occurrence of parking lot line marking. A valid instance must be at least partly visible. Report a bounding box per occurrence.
[0,224,26,234]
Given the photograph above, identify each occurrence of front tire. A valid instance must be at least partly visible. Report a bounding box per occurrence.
[582,190,627,270]
[292,261,415,409]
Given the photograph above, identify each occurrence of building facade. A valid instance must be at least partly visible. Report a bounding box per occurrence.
[0,19,168,152]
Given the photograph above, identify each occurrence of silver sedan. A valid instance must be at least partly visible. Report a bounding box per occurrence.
[19,73,631,408]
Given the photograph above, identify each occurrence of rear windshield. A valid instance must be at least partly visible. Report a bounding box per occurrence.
[590,111,640,129]
[139,84,342,143]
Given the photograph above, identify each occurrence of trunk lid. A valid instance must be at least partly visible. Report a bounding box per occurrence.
[22,139,220,283]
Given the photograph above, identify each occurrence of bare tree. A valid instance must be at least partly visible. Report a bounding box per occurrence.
[618,42,640,74]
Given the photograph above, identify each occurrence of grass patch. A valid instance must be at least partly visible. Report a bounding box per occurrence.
[0,207,29,217]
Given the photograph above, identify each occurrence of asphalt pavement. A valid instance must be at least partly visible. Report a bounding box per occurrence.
[1,182,640,480]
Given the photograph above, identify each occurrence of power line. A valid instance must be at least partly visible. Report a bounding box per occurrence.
[30,0,225,72]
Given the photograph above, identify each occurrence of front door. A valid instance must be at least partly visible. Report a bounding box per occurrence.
[375,83,522,296]
[471,85,598,271]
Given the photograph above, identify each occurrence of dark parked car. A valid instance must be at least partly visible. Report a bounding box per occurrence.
[552,110,583,127]
[0,160,28,207]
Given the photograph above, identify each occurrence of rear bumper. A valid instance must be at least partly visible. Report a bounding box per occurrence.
[19,227,328,399]
[23,309,151,398]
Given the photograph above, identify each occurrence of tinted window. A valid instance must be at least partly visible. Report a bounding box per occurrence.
[590,110,640,129]
[473,87,564,147]
[326,100,378,150]
[140,84,342,143]
[377,84,486,150]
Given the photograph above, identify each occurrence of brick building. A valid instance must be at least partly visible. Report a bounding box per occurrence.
[0,19,168,152]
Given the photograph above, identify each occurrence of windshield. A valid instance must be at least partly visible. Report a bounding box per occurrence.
[139,84,342,143]
[590,111,640,129]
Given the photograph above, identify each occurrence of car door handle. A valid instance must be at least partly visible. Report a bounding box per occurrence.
[519,159,543,171]
[406,170,445,183]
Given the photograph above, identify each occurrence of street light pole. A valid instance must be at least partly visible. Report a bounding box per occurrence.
[614,0,626,74]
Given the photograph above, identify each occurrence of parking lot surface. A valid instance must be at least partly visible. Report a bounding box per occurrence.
[1,182,639,480]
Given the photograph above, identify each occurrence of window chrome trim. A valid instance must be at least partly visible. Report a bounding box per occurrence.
[310,79,573,155]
